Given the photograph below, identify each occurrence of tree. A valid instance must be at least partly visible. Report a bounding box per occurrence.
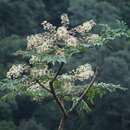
[0,35,26,78]
[18,119,47,130]
[0,120,16,130]
[100,56,129,84]
[0,0,48,38]
[0,14,128,130]
[68,0,120,26]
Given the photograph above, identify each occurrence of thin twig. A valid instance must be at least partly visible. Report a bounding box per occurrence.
[68,66,99,113]
[35,79,51,93]
[50,62,64,87]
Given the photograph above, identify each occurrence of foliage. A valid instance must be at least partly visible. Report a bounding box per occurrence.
[0,0,49,38]
[0,120,16,130]
[0,12,128,130]
[18,119,47,130]
[0,35,26,78]
[0,0,130,130]
[68,0,120,26]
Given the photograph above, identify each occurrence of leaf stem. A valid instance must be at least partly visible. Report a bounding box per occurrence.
[67,66,99,113]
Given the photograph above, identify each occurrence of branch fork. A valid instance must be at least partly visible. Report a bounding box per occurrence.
[37,62,99,130]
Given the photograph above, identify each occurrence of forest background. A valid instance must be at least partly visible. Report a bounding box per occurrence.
[0,0,130,130]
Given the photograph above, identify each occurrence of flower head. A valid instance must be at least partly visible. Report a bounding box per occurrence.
[41,21,56,32]
[71,64,94,81]
[29,55,41,64]
[87,34,101,43]
[27,83,42,92]
[74,20,96,34]
[30,66,48,78]
[61,13,69,26]
[57,26,68,39]
[65,35,78,47]
[7,64,29,79]
[27,33,56,52]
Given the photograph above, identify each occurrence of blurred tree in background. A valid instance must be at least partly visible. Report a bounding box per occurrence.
[0,120,16,130]
[68,0,120,26]
[0,0,49,38]
[0,35,26,78]
[0,0,130,130]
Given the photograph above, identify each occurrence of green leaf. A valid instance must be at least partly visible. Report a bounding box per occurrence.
[86,82,127,104]
[78,99,92,113]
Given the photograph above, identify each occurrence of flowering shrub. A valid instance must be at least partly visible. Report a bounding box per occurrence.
[0,14,128,130]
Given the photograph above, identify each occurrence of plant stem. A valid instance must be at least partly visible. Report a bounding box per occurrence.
[49,62,68,118]
[50,85,68,118]
[68,66,99,113]
[35,79,51,92]
[58,117,66,130]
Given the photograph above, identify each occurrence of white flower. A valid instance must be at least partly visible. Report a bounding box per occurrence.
[27,34,43,50]
[27,33,56,52]
[82,20,96,31]
[36,43,51,53]
[7,64,29,79]
[60,74,72,80]
[61,13,69,26]
[74,20,96,34]
[41,21,56,32]
[71,64,94,81]
[30,66,48,78]
[29,55,41,64]
[87,34,101,43]
[65,35,78,47]
[56,48,65,56]
[57,26,68,39]
[27,83,42,92]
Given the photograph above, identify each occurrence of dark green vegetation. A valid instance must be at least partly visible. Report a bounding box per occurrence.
[0,0,130,130]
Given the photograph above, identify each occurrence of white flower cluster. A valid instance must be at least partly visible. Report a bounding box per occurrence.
[55,48,65,57]
[7,14,97,82]
[29,55,41,64]
[74,20,96,34]
[27,83,42,92]
[30,66,48,78]
[41,21,56,32]
[7,64,29,79]
[27,14,97,52]
[61,13,69,26]
[71,63,94,81]
[65,35,78,47]
[27,34,42,50]
[60,73,72,80]
[56,26,79,47]
[87,34,101,43]
[57,26,68,39]
[60,63,94,82]
[27,32,56,52]
[56,16,96,47]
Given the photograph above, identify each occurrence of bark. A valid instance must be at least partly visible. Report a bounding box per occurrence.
[58,117,66,130]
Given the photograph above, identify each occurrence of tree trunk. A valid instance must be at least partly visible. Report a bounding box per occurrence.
[58,117,65,130]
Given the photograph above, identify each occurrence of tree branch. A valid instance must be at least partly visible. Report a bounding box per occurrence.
[68,66,99,113]
[35,79,51,93]
[58,117,65,130]
[49,62,68,118]
[50,62,64,87]
[50,86,68,118]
